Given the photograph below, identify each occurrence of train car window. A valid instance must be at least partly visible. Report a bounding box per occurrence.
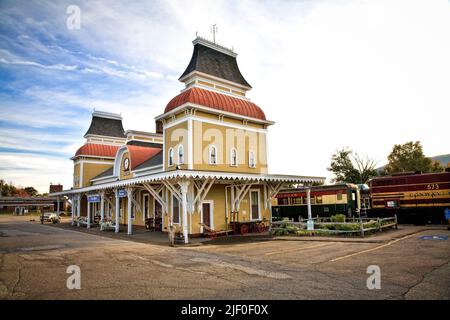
[292,197,302,205]
[316,196,323,204]
[337,193,343,201]
[280,198,289,205]
[385,200,399,208]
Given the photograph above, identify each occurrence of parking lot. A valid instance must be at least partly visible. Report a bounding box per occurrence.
[0,215,449,299]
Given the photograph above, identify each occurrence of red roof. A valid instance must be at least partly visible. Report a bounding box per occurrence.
[75,143,119,158]
[126,145,162,170]
[165,87,266,120]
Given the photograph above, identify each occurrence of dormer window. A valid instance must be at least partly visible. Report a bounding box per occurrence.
[178,145,184,165]
[168,148,174,166]
[209,145,217,165]
[230,148,237,166]
[249,150,256,168]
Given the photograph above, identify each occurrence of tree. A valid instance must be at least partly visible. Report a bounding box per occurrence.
[384,141,443,174]
[24,187,38,197]
[328,148,378,184]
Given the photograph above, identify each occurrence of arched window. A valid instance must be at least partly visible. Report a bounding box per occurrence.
[230,148,237,166]
[209,145,217,165]
[168,148,173,166]
[249,150,256,168]
[178,145,184,165]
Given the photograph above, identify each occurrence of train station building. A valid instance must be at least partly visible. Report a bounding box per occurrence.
[50,37,325,243]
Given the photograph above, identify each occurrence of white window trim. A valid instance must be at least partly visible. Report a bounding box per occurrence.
[249,189,261,221]
[168,147,174,166]
[178,144,184,165]
[172,195,181,225]
[200,200,214,232]
[248,150,256,168]
[230,148,238,167]
[209,145,217,165]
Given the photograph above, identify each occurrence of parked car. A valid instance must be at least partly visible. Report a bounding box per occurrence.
[40,212,60,224]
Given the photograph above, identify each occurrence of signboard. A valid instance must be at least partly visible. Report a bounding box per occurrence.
[419,235,448,241]
[444,208,450,220]
[118,189,127,198]
[87,195,100,203]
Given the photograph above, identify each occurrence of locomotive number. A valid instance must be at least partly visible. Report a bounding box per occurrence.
[427,184,439,190]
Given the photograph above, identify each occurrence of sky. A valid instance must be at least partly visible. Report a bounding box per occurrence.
[0,0,449,194]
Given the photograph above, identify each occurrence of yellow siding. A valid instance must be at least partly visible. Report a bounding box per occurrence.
[193,120,268,174]
[164,121,188,170]
[82,162,113,188]
[73,163,81,189]
[119,151,132,180]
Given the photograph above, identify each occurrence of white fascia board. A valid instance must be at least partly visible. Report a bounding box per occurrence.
[49,170,325,196]
[91,177,118,185]
[155,102,274,126]
[133,164,163,173]
[164,114,268,134]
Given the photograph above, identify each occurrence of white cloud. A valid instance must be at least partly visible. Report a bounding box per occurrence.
[0,153,73,193]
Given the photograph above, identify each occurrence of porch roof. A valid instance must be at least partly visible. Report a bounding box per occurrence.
[49,170,325,196]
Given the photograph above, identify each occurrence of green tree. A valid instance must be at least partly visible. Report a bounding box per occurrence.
[24,186,38,197]
[384,141,443,174]
[328,148,378,184]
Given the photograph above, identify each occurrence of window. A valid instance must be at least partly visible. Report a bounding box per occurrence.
[293,197,302,205]
[249,151,256,168]
[230,148,237,166]
[178,145,184,165]
[337,193,343,201]
[209,145,217,165]
[385,200,399,208]
[316,196,323,204]
[250,190,260,220]
[168,148,173,166]
[143,194,149,219]
[172,196,180,224]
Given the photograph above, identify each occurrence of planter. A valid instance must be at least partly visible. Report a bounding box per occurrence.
[174,233,185,244]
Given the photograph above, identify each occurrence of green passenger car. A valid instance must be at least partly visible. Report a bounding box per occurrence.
[271,183,361,221]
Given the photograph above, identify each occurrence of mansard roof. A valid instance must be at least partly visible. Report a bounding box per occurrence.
[179,38,251,88]
[84,111,125,138]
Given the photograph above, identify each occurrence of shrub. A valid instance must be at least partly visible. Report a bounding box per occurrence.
[330,214,346,223]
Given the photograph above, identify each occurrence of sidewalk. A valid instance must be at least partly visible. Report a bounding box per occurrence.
[50,217,211,247]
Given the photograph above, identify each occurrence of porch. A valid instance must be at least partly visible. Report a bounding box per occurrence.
[51,170,325,244]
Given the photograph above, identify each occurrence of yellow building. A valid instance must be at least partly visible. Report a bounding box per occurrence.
[51,37,325,243]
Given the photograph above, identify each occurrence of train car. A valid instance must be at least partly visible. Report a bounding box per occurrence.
[368,171,450,224]
[271,183,361,221]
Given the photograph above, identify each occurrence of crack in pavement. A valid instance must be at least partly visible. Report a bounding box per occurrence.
[395,260,450,300]
[10,258,22,297]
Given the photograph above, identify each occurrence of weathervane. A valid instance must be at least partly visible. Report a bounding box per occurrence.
[211,24,218,44]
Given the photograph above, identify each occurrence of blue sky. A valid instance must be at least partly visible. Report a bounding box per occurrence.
[1,0,449,193]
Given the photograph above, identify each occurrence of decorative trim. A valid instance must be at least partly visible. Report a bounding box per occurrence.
[51,170,326,196]
[164,113,269,134]
[155,102,274,126]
